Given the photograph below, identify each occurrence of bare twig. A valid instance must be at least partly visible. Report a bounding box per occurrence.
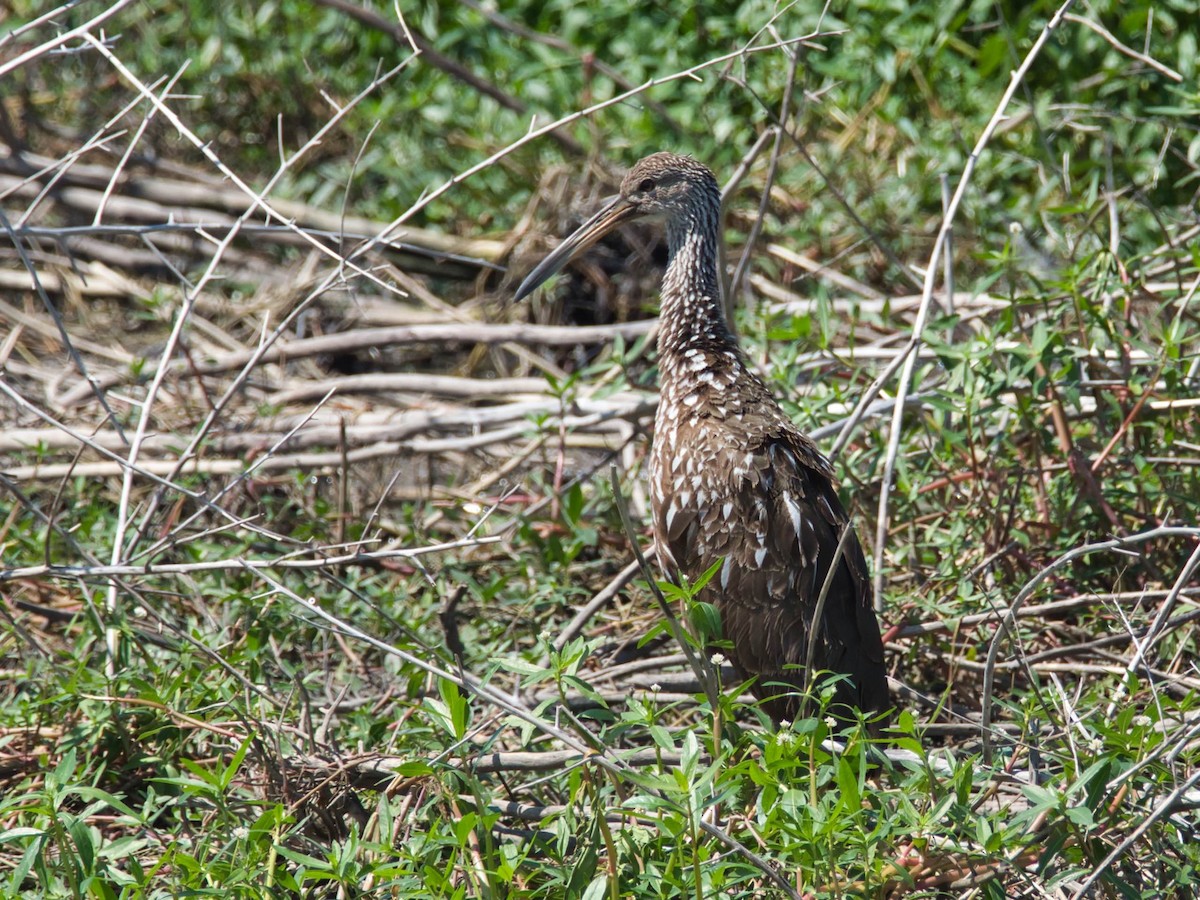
[980,525,1200,762]
[872,0,1080,610]
[58,321,657,405]
[552,558,643,653]
[0,0,137,79]
[1064,11,1183,82]
[0,537,499,583]
[1069,765,1200,899]
[1104,538,1200,718]
[312,0,582,154]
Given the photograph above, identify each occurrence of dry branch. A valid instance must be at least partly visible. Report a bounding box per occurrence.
[0,538,498,583]
[310,0,583,155]
[2,393,655,455]
[55,320,657,406]
[0,150,506,263]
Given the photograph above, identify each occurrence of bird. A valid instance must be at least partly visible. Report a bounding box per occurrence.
[515,152,888,729]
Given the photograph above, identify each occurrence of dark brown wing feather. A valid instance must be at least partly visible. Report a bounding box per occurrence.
[655,420,888,727]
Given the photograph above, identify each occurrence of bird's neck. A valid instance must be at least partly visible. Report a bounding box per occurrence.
[657,213,735,366]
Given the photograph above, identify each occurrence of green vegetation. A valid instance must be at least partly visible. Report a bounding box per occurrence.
[2,0,1199,897]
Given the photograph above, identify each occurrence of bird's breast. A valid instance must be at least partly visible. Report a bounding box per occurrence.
[649,407,749,569]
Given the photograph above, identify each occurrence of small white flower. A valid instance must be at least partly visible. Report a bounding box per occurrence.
[710,653,728,666]
[824,716,837,730]
[1132,715,1152,728]
[650,683,662,693]
[538,628,552,643]
[233,826,248,840]
[775,731,793,746]
[1087,736,1104,753]
[779,719,791,730]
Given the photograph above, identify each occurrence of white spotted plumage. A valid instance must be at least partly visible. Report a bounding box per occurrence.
[519,152,889,726]
[636,155,888,726]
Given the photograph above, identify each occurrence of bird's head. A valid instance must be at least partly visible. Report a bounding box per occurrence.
[514,152,718,301]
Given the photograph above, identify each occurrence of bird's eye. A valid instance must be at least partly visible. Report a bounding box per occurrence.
[639,178,656,193]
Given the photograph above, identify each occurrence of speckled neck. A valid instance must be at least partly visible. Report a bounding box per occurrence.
[657,185,735,368]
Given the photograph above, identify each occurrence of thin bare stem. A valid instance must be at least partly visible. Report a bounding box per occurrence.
[871,0,1080,610]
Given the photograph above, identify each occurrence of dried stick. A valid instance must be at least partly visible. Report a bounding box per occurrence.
[0,0,137,79]
[0,166,507,263]
[551,558,642,654]
[58,321,656,405]
[1069,765,1200,900]
[722,126,779,328]
[895,588,1200,639]
[980,525,1200,763]
[0,536,499,584]
[268,373,550,405]
[763,246,885,301]
[0,209,126,440]
[872,0,1080,609]
[1103,538,1200,719]
[312,0,582,155]
[1063,12,1182,82]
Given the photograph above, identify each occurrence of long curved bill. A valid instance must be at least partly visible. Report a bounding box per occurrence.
[514,195,640,301]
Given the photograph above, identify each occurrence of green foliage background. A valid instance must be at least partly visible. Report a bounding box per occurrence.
[2,0,1200,897]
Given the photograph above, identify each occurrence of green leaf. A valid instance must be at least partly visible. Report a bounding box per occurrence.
[495,657,549,678]
[1065,805,1096,829]
[687,601,723,643]
[835,756,861,810]
[221,733,255,790]
[581,874,610,900]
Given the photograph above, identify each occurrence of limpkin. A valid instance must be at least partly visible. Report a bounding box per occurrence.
[516,152,888,727]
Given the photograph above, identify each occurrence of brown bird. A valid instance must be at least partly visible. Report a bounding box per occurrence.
[516,152,888,727]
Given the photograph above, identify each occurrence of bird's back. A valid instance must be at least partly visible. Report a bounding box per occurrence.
[650,343,888,725]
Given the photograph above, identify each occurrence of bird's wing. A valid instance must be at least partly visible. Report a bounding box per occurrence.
[667,426,887,718]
